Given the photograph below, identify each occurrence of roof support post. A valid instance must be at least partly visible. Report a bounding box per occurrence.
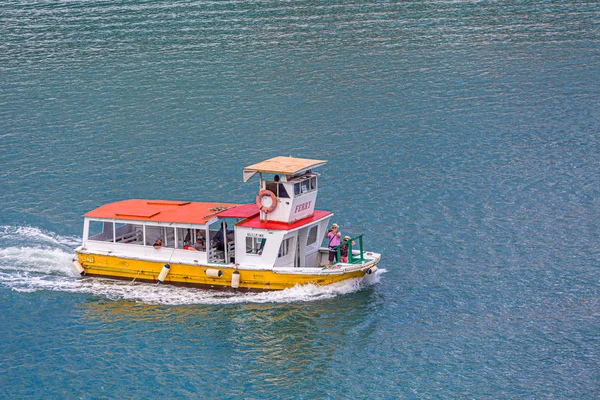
[222,220,228,263]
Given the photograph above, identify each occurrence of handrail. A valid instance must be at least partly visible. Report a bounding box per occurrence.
[330,234,365,264]
[115,230,141,243]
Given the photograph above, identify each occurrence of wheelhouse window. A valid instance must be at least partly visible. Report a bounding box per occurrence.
[266,181,277,194]
[293,177,317,198]
[265,181,290,198]
[278,184,290,198]
[301,180,309,194]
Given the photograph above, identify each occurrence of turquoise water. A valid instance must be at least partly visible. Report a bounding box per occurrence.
[1,1,599,398]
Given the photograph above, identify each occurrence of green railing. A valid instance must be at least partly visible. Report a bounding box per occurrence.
[331,234,365,264]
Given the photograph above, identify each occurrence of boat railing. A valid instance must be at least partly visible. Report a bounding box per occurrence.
[115,230,142,244]
[227,241,235,263]
[208,241,224,263]
[331,234,365,264]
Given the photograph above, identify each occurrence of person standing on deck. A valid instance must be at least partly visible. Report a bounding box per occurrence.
[327,223,341,266]
[214,223,234,252]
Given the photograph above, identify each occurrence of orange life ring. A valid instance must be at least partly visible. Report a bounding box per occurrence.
[256,189,277,213]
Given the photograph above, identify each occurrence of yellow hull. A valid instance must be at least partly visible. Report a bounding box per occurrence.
[76,252,371,291]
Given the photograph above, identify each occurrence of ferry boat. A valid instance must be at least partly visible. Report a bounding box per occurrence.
[73,156,381,291]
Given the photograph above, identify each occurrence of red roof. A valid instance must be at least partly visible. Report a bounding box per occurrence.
[216,203,260,219]
[84,199,244,225]
[237,210,332,231]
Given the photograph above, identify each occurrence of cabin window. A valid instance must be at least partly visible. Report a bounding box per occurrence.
[163,227,175,248]
[145,226,175,248]
[195,229,205,245]
[88,221,113,242]
[278,184,290,198]
[278,237,293,258]
[265,181,290,198]
[307,226,318,246]
[310,177,317,190]
[178,228,192,247]
[294,183,300,196]
[266,181,277,194]
[246,235,266,255]
[115,223,143,244]
[177,228,206,250]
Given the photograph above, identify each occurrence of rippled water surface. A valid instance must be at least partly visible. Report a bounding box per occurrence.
[1,1,599,398]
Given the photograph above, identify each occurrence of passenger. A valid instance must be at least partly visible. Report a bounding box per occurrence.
[340,236,355,263]
[214,223,234,251]
[153,237,163,249]
[327,223,341,266]
[192,237,205,251]
[183,241,192,250]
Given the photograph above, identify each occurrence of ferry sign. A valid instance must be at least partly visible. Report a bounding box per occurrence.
[294,201,312,214]
[288,192,318,223]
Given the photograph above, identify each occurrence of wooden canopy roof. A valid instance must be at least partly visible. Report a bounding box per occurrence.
[243,156,327,182]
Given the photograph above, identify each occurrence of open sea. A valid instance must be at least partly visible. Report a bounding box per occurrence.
[1,0,599,398]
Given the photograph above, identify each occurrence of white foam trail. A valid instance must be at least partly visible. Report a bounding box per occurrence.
[0,246,78,277]
[4,269,386,305]
[0,225,81,247]
[0,225,385,305]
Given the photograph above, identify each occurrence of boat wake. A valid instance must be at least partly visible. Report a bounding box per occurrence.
[0,225,385,305]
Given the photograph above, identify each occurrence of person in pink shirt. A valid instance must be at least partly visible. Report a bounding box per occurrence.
[327,223,341,266]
